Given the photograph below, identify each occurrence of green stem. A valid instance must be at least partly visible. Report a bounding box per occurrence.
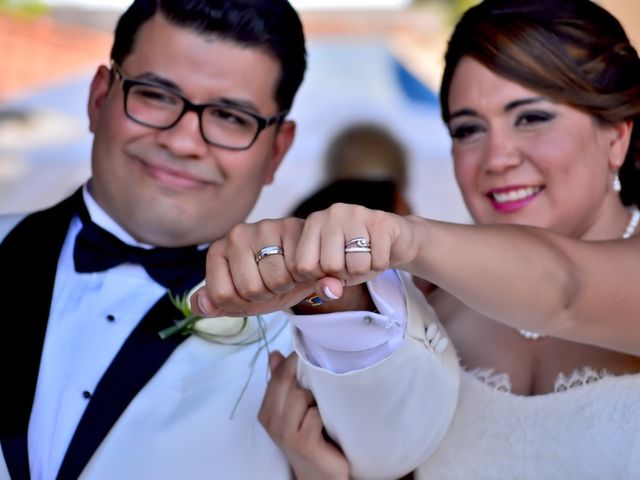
[158,315,201,340]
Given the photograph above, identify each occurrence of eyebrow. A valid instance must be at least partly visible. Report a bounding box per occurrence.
[504,97,547,111]
[215,98,261,113]
[136,72,180,91]
[448,96,548,121]
[134,71,261,112]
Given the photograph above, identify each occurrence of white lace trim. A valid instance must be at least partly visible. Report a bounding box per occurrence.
[466,367,512,392]
[467,366,612,393]
[553,367,610,392]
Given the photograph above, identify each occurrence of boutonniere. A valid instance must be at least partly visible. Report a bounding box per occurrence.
[159,280,289,419]
[159,280,249,340]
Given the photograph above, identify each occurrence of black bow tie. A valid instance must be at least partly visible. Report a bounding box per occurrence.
[73,205,207,293]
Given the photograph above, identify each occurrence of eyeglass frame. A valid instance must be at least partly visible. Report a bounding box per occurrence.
[110,61,289,151]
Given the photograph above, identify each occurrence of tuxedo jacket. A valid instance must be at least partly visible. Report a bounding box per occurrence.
[0,192,460,480]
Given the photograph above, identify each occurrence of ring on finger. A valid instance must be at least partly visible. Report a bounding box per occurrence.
[344,236,371,254]
[255,245,285,264]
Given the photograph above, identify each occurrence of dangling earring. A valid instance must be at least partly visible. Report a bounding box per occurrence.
[613,174,622,193]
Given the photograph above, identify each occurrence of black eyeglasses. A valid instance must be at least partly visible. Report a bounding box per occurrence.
[111,61,288,150]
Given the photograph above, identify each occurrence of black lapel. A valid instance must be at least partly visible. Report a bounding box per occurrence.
[56,275,199,480]
[0,189,202,480]
[0,190,82,480]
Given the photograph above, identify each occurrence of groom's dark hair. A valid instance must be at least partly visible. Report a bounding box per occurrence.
[110,0,307,112]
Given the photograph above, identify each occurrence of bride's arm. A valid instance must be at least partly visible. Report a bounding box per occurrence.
[280,204,640,354]
[399,216,640,354]
[193,204,640,354]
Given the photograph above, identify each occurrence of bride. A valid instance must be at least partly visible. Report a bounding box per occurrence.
[194,0,640,478]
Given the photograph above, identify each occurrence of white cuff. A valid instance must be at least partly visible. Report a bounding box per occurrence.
[288,269,407,373]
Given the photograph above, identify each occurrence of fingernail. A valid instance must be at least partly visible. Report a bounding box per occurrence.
[323,286,339,300]
[268,352,279,371]
[195,292,212,315]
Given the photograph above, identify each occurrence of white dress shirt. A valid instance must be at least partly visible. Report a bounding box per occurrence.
[28,188,168,480]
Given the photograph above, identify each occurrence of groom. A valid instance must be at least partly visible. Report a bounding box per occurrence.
[0,1,306,478]
[1,1,459,479]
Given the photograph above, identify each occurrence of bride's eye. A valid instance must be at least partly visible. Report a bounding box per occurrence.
[515,111,555,127]
[450,123,484,141]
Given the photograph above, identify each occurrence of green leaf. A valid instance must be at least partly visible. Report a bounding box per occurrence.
[168,290,192,318]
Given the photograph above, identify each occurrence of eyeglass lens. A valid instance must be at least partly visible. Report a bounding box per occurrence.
[126,83,261,149]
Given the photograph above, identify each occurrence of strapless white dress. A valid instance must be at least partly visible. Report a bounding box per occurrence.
[415,368,640,479]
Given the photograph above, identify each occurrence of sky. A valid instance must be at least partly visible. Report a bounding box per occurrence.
[41,0,411,10]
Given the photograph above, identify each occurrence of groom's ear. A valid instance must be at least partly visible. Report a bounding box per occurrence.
[88,65,112,133]
[263,120,296,185]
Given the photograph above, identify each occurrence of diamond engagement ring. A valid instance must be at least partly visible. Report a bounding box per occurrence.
[344,237,371,254]
[255,245,285,264]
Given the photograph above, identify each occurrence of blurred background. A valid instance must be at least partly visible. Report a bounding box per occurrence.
[0,0,637,225]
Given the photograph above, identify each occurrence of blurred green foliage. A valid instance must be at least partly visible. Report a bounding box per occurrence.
[413,0,479,24]
[0,0,49,17]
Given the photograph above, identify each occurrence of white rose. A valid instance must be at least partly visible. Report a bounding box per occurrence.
[187,280,249,338]
[192,316,248,337]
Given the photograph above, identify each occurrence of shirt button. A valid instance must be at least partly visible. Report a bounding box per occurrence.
[364,316,373,325]
[106,314,115,322]
[82,391,92,399]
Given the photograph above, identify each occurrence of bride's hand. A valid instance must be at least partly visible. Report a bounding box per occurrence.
[297,203,420,288]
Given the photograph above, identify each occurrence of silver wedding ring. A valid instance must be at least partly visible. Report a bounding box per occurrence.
[255,245,285,264]
[344,236,371,254]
